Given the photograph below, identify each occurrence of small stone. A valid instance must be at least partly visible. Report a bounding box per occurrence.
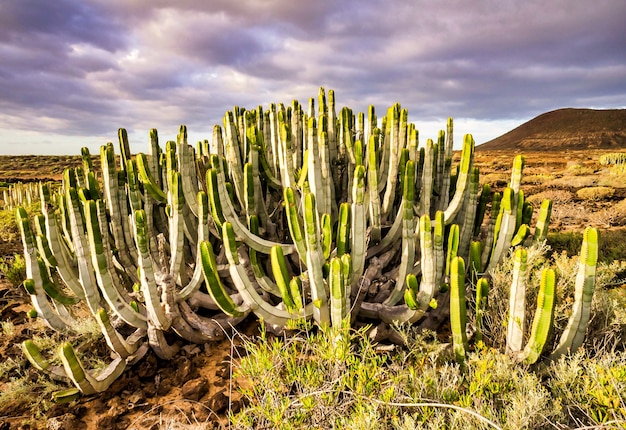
[208,389,230,414]
[181,377,209,401]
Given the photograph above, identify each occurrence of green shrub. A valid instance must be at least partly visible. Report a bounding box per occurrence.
[0,254,26,287]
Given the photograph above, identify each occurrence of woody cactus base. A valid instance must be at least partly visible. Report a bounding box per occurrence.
[15,88,597,396]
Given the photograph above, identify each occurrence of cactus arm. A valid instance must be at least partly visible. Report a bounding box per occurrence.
[449,256,468,363]
[473,184,491,237]
[458,167,480,258]
[329,257,348,328]
[443,134,475,225]
[178,192,211,300]
[318,129,334,218]
[481,192,501,268]
[550,227,598,359]
[134,210,171,331]
[245,215,281,295]
[433,211,446,289]
[136,153,167,204]
[506,248,528,355]
[351,165,367,283]
[367,134,382,243]
[199,240,250,318]
[270,245,297,312]
[509,155,525,194]
[223,111,246,207]
[40,199,85,299]
[419,139,434,217]
[59,342,126,395]
[85,200,148,329]
[95,308,144,359]
[36,258,79,305]
[278,121,296,189]
[383,161,417,305]
[533,199,553,242]
[510,224,530,247]
[469,241,483,285]
[212,162,295,255]
[64,188,101,314]
[283,187,307,263]
[22,278,71,332]
[381,104,401,219]
[222,223,303,327]
[176,133,200,217]
[306,117,325,211]
[336,203,351,257]
[445,224,460,279]
[168,172,186,281]
[474,277,489,343]
[417,214,436,309]
[486,187,517,274]
[522,268,556,364]
[303,193,331,325]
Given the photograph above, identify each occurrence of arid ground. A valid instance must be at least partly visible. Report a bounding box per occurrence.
[1,148,625,429]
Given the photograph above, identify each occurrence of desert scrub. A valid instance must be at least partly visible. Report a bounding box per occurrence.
[547,175,597,189]
[522,174,556,185]
[0,201,40,243]
[548,351,626,427]
[0,253,26,287]
[232,320,626,429]
[576,186,615,201]
[525,189,574,206]
[598,152,626,166]
[565,161,596,176]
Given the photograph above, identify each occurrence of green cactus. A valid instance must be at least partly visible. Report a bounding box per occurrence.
[15,87,565,394]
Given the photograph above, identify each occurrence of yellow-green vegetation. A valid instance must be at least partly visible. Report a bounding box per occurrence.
[576,186,615,201]
[234,248,626,429]
[548,228,626,261]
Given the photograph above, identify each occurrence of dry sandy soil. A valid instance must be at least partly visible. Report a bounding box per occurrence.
[0,149,625,429]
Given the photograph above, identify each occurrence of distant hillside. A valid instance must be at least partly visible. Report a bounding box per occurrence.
[478,108,626,151]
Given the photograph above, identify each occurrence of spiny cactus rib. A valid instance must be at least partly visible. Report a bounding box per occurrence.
[533,199,552,242]
[551,227,598,359]
[383,160,417,305]
[303,193,330,325]
[270,245,297,312]
[443,135,475,225]
[200,240,249,318]
[521,268,556,364]
[134,210,171,331]
[474,277,489,343]
[211,162,295,256]
[330,257,348,328]
[222,222,308,327]
[450,256,468,363]
[506,248,528,355]
[85,200,148,329]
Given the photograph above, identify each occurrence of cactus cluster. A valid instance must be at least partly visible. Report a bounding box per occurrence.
[14,88,596,396]
[450,226,599,365]
[2,182,41,210]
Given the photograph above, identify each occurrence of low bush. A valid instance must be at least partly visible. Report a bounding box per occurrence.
[576,186,615,201]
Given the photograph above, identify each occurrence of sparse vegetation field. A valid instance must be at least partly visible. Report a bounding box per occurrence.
[1,145,625,430]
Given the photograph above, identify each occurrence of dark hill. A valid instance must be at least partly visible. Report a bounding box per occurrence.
[477,108,626,151]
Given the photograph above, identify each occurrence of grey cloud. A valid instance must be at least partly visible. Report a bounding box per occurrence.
[1,0,625,154]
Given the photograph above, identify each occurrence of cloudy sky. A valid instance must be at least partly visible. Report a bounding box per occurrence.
[1,0,625,155]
